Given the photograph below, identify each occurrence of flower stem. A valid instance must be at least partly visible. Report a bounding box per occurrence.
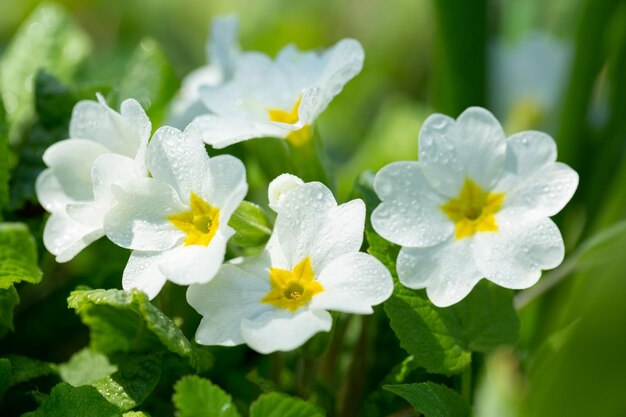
[461,364,472,403]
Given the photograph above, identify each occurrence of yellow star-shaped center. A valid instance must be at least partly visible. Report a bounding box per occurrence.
[441,178,505,240]
[261,257,324,312]
[268,95,311,147]
[168,192,220,246]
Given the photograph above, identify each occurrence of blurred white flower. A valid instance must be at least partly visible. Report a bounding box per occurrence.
[167,15,242,129]
[103,126,247,299]
[188,39,364,148]
[489,32,571,132]
[187,180,392,354]
[36,94,151,262]
[372,107,578,307]
[267,173,304,212]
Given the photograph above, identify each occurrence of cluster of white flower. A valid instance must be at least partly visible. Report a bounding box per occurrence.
[36,17,578,353]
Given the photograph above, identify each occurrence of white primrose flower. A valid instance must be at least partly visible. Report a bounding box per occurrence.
[187,180,393,354]
[168,15,242,129]
[267,173,304,212]
[35,94,151,262]
[372,107,579,307]
[103,126,247,299]
[187,38,364,148]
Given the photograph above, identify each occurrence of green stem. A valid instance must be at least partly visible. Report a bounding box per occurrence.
[288,130,332,187]
[461,364,472,403]
[337,316,370,417]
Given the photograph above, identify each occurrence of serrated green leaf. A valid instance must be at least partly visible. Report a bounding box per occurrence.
[26,383,123,417]
[0,285,19,337]
[0,3,90,144]
[0,222,42,289]
[123,412,151,417]
[249,392,325,417]
[0,358,10,401]
[118,38,178,125]
[7,354,58,386]
[67,288,212,372]
[0,98,9,213]
[384,383,471,417]
[59,349,118,387]
[229,201,273,248]
[173,375,241,417]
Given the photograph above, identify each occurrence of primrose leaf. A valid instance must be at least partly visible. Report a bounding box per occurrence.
[0,358,10,401]
[0,3,90,144]
[173,375,241,417]
[384,383,471,417]
[0,286,20,337]
[249,392,325,417]
[67,288,212,372]
[0,222,42,289]
[25,383,123,417]
[7,354,58,386]
[228,201,273,248]
[0,99,8,212]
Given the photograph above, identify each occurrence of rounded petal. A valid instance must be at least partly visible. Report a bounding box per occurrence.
[42,139,109,202]
[419,107,506,196]
[120,98,151,175]
[208,15,240,79]
[241,309,332,354]
[497,131,578,220]
[309,252,393,314]
[104,178,185,251]
[268,173,304,212]
[372,161,452,248]
[122,251,169,300]
[397,238,483,307]
[146,126,210,204]
[36,169,72,212]
[186,114,289,148]
[201,154,248,221]
[43,211,103,263]
[158,231,230,285]
[90,154,137,202]
[474,216,565,289]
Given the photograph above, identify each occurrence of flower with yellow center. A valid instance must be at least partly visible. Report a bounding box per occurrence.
[372,107,578,307]
[104,126,248,299]
[186,39,364,149]
[187,178,393,354]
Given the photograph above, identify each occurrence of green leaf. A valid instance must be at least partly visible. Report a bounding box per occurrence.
[67,288,212,372]
[0,222,42,289]
[0,98,9,212]
[7,354,58,386]
[384,383,471,417]
[0,358,10,401]
[228,201,273,248]
[118,38,178,125]
[173,375,241,417]
[59,349,118,387]
[0,285,19,337]
[0,3,90,144]
[26,383,123,417]
[249,392,325,417]
[123,412,151,417]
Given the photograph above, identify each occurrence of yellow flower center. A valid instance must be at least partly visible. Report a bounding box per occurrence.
[261,257,324,312]
[268,95,311,147]
[441,178,505,240]
[168,192,220,246]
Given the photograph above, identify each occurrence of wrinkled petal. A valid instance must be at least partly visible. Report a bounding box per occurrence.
[372,161,452,248]
[309,252,393,314]
[122,251,169,300]
[104,178,186,251]
[146,126,209,204]
[418,107,506,196]
[474,216,564,289]
[201,154,248,221]
[241,309,332,354]
[397,238,482,307]
[43,211,103,263]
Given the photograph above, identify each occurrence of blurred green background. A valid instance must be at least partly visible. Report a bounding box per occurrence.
[2,0,626,416]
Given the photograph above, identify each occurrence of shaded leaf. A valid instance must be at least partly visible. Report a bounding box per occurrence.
[25,383,122,417]
[384,383,471,417]
[0,98,8,212]
[0,222,42,289]
[0,358,10,401]
[59,349,118,387]
[173,375,241,417]
[0,285,19,337]
[7,354,58,386]
[249,392,325,417]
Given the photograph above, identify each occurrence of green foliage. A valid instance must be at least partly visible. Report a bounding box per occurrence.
[24,383,123,417]
[0,98,9,213]
[67,288,212,372]
[249,392,325,417]
[0,3,90,144]
[173,375,241,417]
[0,286,20,337]
[0,358,10,401]
[0,222,42,289]
[59,349,118,387]
[385,383,471,417]
[229,201,273,248]
[118,39,179,125]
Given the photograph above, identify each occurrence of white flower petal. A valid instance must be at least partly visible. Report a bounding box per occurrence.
[158,231,231,285]
[497,131,578,220]
[43,211,103,263]
[146,127,210,204]
[241,309,332,354]
[268,173,304,212]
[208,14,240,80]
[42,139,109,202]
[397,238,482,307]
[186,114,289,148]
[120,98,151,175]
[419,107,506,196]
[69,99,142,157]
[122,250,169,300]
[372,161,452,248]
[309,252,393,314]
[104,178,185,251]
[90,154,137,202]
[474,216,564,290]
[201,154,248,221]
[36,169,72,212]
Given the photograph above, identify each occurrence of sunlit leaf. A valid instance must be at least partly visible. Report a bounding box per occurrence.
[0,223,42,289]
[385,383,471,417]
[173,375,241,417]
